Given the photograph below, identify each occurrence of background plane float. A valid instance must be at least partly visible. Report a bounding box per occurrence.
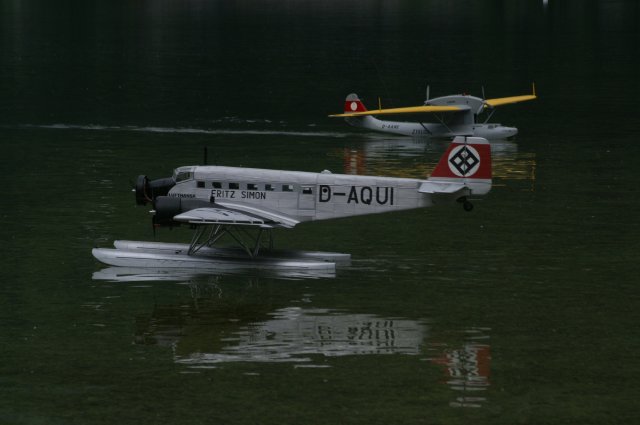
[93,136,492,271]
[330,84,536,140]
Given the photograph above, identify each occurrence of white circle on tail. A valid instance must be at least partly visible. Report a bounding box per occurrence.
[350,101,358,111]
[448,145,481,177]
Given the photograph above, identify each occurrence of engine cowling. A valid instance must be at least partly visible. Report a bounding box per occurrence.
[152,196,211,228]
[152,196,182,227]
[135,175,175,205]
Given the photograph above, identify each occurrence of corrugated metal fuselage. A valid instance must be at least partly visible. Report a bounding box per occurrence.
[168,166,437,223]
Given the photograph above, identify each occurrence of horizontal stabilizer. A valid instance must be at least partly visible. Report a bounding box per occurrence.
[418,181,467,195]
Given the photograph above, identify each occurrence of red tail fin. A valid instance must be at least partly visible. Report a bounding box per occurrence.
[344,93,368,113]
[431,136,491,181]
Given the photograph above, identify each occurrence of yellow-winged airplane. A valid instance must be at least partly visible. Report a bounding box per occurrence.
[330,84,536,140]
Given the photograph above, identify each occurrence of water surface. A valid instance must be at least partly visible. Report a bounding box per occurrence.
[1,1,639,424]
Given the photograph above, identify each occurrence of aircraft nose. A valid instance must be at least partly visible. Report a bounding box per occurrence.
[135,175,151,205]
[502,127,518,138]
[135,175,175,205]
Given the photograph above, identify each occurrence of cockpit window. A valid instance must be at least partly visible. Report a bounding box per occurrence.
[175,171,193,183]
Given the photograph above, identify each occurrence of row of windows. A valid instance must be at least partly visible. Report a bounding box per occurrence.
[196,180,312,194]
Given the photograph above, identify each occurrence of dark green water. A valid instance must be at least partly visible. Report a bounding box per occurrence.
[1,1,639,424]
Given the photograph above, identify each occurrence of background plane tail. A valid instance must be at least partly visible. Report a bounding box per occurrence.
[343,93,368,113]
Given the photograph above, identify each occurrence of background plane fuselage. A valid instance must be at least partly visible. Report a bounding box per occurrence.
[346,116,517,140]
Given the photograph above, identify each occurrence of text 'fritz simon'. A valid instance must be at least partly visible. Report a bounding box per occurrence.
[210,190,266,200]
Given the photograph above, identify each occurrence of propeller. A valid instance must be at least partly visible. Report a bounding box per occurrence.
[480,86,497,123]
[135,175,152,205]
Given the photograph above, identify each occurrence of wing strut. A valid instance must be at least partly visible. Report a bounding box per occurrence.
[433,113,455,135]
[483,108,496,124]
[188,224,274,258]
[419,122,432,135]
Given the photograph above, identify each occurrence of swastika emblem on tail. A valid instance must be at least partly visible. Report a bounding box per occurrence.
[448,145,480,177]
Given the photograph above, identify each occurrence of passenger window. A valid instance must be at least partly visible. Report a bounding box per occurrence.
[212,182,222,189]
[302,187,313,195]
[282,184,294,192]
[197,181,205,188]
[229,183,239,189]
[247,183,258,191]
[265,184,275,191]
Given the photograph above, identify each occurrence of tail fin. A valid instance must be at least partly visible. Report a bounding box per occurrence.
[431,136,491,181]
[344,93,368,113]
[422,136,492,198]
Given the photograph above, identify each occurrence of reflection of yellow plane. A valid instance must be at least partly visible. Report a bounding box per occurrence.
[337,139,536,190]
[330,84,536,140]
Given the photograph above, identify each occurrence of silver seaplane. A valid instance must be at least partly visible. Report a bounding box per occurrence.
[93,136,492,273]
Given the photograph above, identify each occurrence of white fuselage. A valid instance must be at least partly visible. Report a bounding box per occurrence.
[168,166,445,223]
[346,116,517,140]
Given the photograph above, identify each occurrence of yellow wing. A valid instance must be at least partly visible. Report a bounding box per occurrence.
[484,83,537,107]
[329,104,465,118]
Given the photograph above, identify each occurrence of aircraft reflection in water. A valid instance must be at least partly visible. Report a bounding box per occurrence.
[134,290,491,408]
[92,263,337,281]
[425,328,491,408]
[338,137,536,190]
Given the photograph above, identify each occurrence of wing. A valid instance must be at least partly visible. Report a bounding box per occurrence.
[484,83,537,107]
[329,104,467,118]
[173,202,300,229]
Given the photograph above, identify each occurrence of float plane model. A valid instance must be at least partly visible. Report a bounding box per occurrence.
[93,136,492,273]
[329,84,536,140]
